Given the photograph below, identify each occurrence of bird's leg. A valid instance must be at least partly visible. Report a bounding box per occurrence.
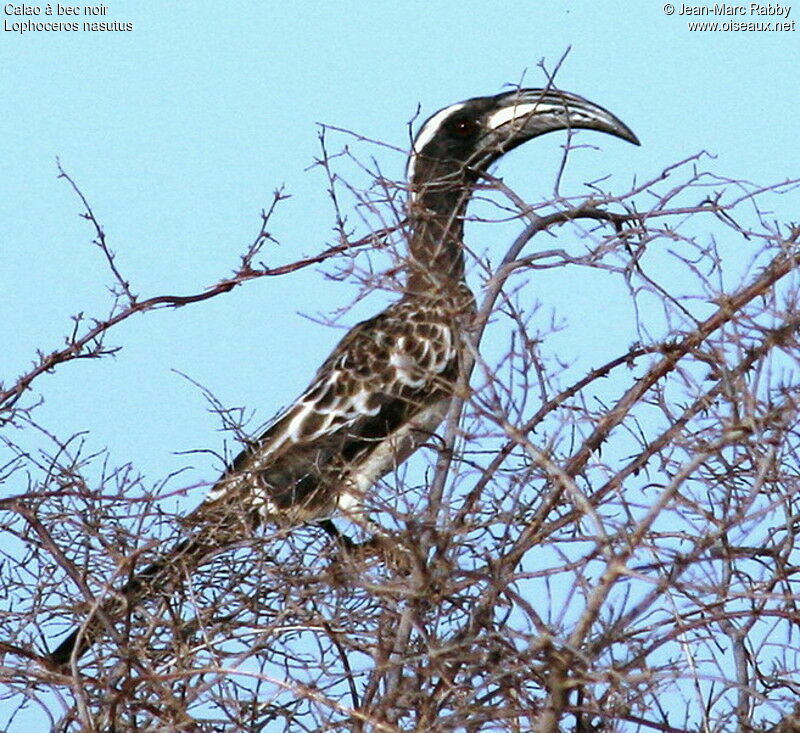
[317,518,357,549]
[321,512,415,575]
[316,515,384,565]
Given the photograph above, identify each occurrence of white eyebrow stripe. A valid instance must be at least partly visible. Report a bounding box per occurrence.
[413,102,467,153]
[406,101,467,182]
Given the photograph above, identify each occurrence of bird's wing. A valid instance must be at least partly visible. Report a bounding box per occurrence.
[194,296,463,525]
[49,299,462,667]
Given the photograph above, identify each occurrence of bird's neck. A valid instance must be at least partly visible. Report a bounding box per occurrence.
[406,165,476,296]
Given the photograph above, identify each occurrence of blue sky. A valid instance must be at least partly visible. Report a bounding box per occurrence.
[2,0,798,726]
[3,1,797,488]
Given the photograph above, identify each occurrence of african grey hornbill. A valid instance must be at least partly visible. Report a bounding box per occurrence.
[48,87,638,666]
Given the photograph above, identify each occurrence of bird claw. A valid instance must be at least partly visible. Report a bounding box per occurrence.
[326,532,415,578]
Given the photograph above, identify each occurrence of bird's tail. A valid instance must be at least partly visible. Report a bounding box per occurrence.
[48,512,246,667]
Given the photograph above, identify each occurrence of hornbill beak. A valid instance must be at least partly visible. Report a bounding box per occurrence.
[472,87,640,167]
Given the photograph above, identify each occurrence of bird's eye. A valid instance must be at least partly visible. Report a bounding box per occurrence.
[450,117,478,137]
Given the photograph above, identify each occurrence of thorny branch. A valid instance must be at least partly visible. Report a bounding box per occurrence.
[0,164,400,423]
[3,146,800,732]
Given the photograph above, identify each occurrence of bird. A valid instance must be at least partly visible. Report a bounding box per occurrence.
[48,86,639,667]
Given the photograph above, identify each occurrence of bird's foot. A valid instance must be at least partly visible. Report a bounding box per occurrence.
[328,532,416,578]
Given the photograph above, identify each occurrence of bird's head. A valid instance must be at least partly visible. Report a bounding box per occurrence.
[404,86,639,292]
[407,87,639,195]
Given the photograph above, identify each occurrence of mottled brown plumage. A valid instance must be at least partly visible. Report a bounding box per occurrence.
[48,87,638,666]
[196,285,474,527]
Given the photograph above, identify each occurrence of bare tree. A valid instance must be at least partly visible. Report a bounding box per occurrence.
[2,100,800,733]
